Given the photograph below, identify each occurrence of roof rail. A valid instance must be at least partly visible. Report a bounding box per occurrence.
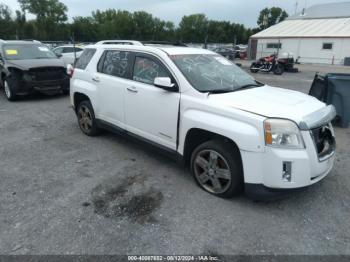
[20,39,42,43]
[95,40,143,46]
[142,41,187,47]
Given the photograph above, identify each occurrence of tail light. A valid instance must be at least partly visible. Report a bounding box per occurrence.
[66,64,74,78]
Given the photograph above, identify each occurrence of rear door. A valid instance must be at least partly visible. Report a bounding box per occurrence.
[124,53,180,150]
[93,50,133,128]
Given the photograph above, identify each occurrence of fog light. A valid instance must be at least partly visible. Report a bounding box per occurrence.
[282,161,292,182]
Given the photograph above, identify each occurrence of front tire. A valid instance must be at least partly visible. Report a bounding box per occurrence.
[3,79,17,101]
[62,88,70,95]
[190,140,243,198]
[76,100,100,136]
[250,63,259,73]
[273,64,284,75]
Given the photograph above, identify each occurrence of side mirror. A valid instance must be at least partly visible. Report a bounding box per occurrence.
[154,77,177,91]
[56,53,63,58]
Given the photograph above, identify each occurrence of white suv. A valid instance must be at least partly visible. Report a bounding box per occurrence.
[70,43,336,200]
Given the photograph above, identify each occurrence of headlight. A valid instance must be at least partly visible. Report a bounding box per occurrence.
[22,72,33,81]
[264,119,304,149]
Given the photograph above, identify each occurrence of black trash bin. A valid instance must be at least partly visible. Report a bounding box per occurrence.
[309,73,350,128]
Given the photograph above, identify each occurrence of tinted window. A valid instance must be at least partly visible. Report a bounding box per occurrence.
[98,50,131,78]
[63,47,75,53]
[75,48,96,69]
[322,43,333,50]
[267,43,282,49]
[132,56,170,85]
[63,47,83,53]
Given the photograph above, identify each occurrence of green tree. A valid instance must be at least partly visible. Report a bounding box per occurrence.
[71,16,99,42]
[178,14,208,43]
[15,10,26,39]
[257,7,288,30]
[18,0,68,39]
[0,3,16,39]
[132,11,156,40]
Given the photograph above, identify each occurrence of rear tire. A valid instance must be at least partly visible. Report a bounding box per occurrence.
[190,140,243,198]
[76,100,100,136]
[3,79,17,101]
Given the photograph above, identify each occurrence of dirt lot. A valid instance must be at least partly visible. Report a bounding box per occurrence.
[0,63,349,255]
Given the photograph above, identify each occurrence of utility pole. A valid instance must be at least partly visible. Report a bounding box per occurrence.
[263,14,268,29]
[71,33,77,66]
[294,1,299,15]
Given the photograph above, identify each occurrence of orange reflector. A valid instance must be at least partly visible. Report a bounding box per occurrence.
[264,121,273,145]
[265,132,273,145]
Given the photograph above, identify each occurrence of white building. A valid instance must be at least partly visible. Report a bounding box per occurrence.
[249,2,350,65]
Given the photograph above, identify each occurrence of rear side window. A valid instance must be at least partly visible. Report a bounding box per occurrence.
[63,47,75,53]
[98,50,131,79]
[63,47,83,53]
[75,48,96,69]
[132,56,170,85]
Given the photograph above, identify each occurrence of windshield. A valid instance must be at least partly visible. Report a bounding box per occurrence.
[3,44,57,60]
[170,54,258,92]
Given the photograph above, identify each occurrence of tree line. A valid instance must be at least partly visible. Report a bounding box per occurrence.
[0,0,288,44]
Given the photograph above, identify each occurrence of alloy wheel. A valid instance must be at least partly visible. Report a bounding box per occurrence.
[193,149,232,194]
[78,105,93,133]
[4,81,11,99]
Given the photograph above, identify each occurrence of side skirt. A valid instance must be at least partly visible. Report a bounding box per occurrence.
[96,119,184,165]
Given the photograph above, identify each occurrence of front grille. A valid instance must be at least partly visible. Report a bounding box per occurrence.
[29,67,66,81]
[311,124,335,161]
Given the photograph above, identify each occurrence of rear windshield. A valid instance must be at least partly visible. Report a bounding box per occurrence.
[75,48,96,69]
[3,44,57,60]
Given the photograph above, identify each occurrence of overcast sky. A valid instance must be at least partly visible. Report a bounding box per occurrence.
[2,0,344,27]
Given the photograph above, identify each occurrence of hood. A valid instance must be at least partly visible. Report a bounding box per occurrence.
[209,85,326,125]
[6,59,65,70]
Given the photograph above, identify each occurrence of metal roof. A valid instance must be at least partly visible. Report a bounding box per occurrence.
[288,1,350,20]
[251,2,350,39]
[251,17,350,38]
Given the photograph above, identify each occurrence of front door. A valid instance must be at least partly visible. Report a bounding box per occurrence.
[125,54,180,150]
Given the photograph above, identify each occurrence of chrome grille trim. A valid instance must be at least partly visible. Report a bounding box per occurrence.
[299,105,337,130]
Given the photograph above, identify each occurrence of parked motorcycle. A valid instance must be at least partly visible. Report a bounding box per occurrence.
[250,53,299,75]
[250,54,284,75]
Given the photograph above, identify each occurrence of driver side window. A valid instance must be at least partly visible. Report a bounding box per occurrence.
[132,56,170,85]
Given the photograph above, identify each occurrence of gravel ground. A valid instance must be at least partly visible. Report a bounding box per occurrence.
[0,64,349,256]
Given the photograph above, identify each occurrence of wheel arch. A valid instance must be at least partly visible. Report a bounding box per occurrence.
[183,128,242,167]
[73,92,91,113]
[0,72,6,84]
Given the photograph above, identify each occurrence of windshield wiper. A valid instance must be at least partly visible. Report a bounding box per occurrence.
[207,88,234,94]
[236,82,264,91]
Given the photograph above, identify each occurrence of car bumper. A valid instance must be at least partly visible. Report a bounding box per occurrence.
[16,78,70,94]
[241,130,335,199]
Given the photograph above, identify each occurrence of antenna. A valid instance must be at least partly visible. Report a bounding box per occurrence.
[294,1,299,15]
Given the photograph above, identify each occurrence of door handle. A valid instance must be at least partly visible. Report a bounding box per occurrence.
[92,76,100,82]
[127,86,138,93]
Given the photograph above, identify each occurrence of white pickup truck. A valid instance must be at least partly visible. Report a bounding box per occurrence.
[70,43,336,200]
